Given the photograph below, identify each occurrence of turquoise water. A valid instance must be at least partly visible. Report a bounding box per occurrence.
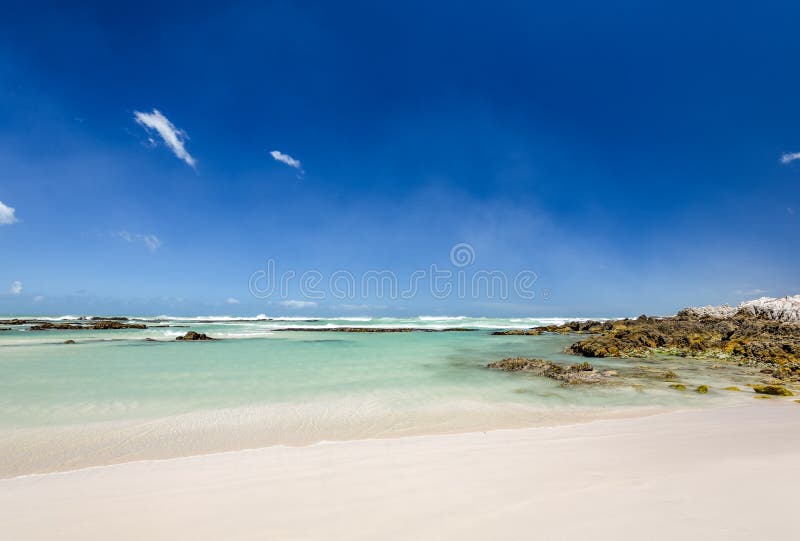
[0,316,757,476]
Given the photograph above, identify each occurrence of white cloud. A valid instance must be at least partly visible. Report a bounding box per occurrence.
[781,152,800,164]
[115,231,162,253]
[33,295,45,302]
[134,109,196,168]
[279,300,317,309]
[9,281,22,295]
[226,297,241,305]
[270,150,304,177]
[0,200,17,225]
[734,288,768,296]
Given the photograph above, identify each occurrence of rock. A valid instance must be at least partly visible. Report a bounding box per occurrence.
[29,320,146,331]
[723,386,742,391]
[678,295,800,323]
[696,385,709,394]
[487,357,614,384]
[176,331,214,341]
[0,319,42,325]
[752,384,794,396]
[669,384,687,391]
[63,340,76,344]
[496,297,800,381]
[89,320,146,330]
[491,320,611,336]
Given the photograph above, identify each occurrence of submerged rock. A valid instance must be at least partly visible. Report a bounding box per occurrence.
[723,386,742,391]
[176,331,214,341]
[752,384,794,396]
[669,384,687,391]
[696,385,709,394]
[63,339,76,344]
[487,357,614,384]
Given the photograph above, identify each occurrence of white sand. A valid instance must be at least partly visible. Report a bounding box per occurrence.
[1,401,798,540]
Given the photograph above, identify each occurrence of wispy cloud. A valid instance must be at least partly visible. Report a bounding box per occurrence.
[781,152,800,164]
[734,288,768,296]
[115,230,163,253]
[134,109,196,168]
[270,150,304,177]
[226,297,241,305]
[33,295,45,302]
[279,299,317,309]
[9,281,22,295]
[0,200,18,225]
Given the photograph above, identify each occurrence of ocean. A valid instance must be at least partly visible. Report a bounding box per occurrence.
[0,315,756,477]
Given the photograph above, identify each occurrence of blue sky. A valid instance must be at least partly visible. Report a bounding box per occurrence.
[1,0,799,317]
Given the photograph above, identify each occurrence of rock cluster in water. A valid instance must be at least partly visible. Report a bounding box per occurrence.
[487,358,616,384]
[26,320,146,331]
[493,295,800,382]
[176,331,214,341]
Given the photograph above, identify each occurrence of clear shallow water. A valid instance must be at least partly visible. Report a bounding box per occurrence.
[0,316,759,477]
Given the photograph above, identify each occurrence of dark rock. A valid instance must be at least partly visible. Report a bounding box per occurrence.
[63,339,76,344]
[752,384,794,396]
[176,331,214,341]
[29,320,146,331]
[495,310,800,382]
[487,357,614,384]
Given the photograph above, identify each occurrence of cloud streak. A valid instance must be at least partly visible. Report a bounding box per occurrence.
[0,200,18,225]
[279,300,317,309]
[115,231,163,253]
[134,109,196,168]
[270,150,304,177]
[781,152,800,164]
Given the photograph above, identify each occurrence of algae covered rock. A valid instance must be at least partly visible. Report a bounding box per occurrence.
[752,384,794,396]
[723,386,742,392]
[497,296,800,382]
[487,357,613,384]
[696,385,709,394]
[176,331,214,341]
[669,384,687,391]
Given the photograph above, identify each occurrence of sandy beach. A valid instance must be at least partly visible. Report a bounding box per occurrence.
[2,400,797,540]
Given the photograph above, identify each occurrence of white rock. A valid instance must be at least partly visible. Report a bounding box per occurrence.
[679,295,800,323]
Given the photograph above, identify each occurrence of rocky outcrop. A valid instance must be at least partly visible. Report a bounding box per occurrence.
[487,358,615,384]
[493,296,800,382]
[678,295,800,324]
[176,331,214,341]
[29,320,146,331]
[492,320,610,336]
